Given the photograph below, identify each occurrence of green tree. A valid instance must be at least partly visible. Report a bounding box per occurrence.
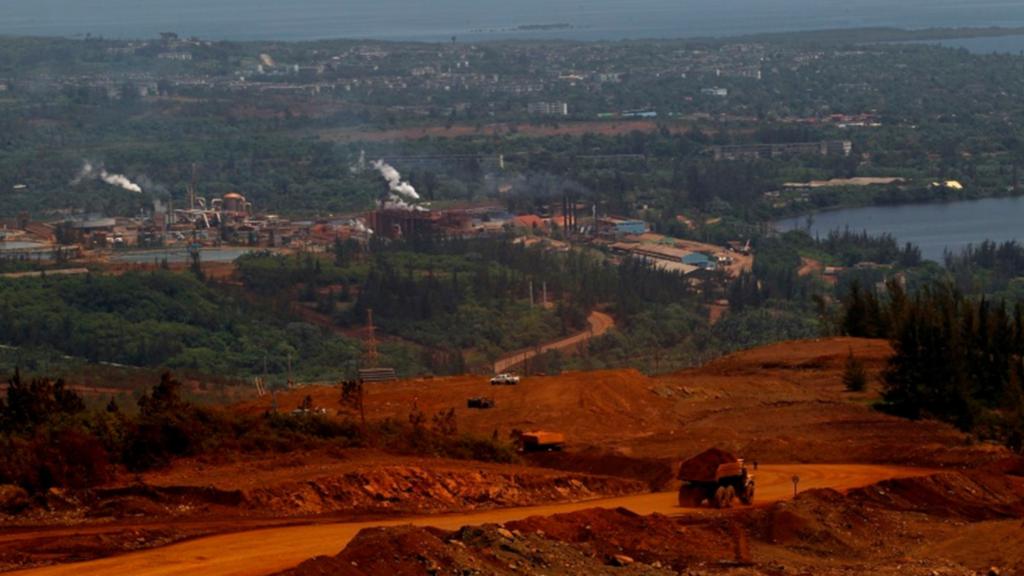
[842,349,868,392]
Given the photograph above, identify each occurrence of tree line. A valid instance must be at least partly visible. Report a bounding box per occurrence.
[842,280,1024,452]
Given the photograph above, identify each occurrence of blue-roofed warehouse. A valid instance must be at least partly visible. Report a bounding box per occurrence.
[682,252,716,271]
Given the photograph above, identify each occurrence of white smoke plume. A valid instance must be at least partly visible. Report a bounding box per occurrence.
[349,149,367,174]
[72,161,143,193]
[349,217,374,235]
[372,160,420,201]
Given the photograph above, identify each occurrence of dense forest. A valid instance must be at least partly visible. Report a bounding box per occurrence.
[0,270,365,382]
[841,280,1024,452]
[0,232,837,382]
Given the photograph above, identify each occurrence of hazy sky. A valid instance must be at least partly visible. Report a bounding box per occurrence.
[3,0,1023,41]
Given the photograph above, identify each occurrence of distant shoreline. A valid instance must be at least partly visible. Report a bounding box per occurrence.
[3,25,1024,46]
[469,23,575,34]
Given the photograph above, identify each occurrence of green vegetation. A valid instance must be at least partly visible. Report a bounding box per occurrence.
[0,370,517,494]
[841,281,1024,452]
[842,349,869,392]
[0,270,364,383]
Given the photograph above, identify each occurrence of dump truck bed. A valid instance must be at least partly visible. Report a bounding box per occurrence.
[678,448,744,483]
[521,431,565,446]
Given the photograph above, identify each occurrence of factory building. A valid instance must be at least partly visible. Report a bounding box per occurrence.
[598,217,649,236]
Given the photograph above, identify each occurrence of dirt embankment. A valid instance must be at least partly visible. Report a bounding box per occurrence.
[753,470,1024,575]
[278,507,747,576]
[238,464,643,517]
[7,454,646,522]
[280,470,1024,576]
[0,451,647,571]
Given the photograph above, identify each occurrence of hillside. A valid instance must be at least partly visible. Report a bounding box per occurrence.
[3,337,1017,574]
[242,337,997,467]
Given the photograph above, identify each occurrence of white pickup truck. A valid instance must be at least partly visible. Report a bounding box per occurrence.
[490,373,520,385]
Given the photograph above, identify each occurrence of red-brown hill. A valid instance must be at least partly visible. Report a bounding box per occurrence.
[237,337,1005,467]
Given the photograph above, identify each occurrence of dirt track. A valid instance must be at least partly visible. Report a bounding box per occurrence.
[493,310,614,373]
[7,464,933,576]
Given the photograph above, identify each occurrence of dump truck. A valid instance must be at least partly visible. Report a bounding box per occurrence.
[676,448,755,508]
[519,431,565,452]
[467,396,495,409]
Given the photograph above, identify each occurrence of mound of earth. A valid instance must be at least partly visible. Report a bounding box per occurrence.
[506,507,749,570]
[761,488,909,558]
[754,471,1024,573]
[240,463,643,516]
[277,508,747,576]
[83,451,646,520]
[847,471,1024,521]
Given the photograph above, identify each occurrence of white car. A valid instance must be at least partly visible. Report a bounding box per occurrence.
[490,373,520,385]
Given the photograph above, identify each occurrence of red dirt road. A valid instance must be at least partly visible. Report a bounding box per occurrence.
[7,464,933,576]
[493,310,614,373]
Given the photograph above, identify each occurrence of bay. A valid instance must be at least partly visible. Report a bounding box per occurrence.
[3,0,1024,42]
[774,196,1024,262]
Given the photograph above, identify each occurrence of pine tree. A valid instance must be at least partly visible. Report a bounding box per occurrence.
[842,348,868,392]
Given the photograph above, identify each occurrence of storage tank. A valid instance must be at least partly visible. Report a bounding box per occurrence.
[222,192,247,214]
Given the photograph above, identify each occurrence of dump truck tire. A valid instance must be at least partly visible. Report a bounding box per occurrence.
[677,485,701,507]
[723,485,736,508]
[713,486,727,509]
[739,482,755,505]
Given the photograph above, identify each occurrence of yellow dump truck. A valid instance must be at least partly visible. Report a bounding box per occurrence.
[519,431,565,452]
[677,448,755,508]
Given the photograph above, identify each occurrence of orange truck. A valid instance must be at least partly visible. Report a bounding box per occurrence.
[520,431,565,452]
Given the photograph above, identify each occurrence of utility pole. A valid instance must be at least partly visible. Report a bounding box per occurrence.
[188,162,198,210]
[529,280,535,307]
[365,308,379,367]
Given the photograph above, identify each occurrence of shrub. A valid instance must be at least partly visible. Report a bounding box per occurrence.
[0,429,111,492]
[0,370,85,433]
[843,349,868,392]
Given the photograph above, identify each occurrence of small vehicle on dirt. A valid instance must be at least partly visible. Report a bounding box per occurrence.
[677,448,755,508]
[490,373,520,385]
[518,431,565,452]
[466,397,495,409]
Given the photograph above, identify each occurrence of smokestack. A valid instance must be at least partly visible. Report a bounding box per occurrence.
[565,193,573,234]
[372,159,424,212]
[569,196,576,233]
